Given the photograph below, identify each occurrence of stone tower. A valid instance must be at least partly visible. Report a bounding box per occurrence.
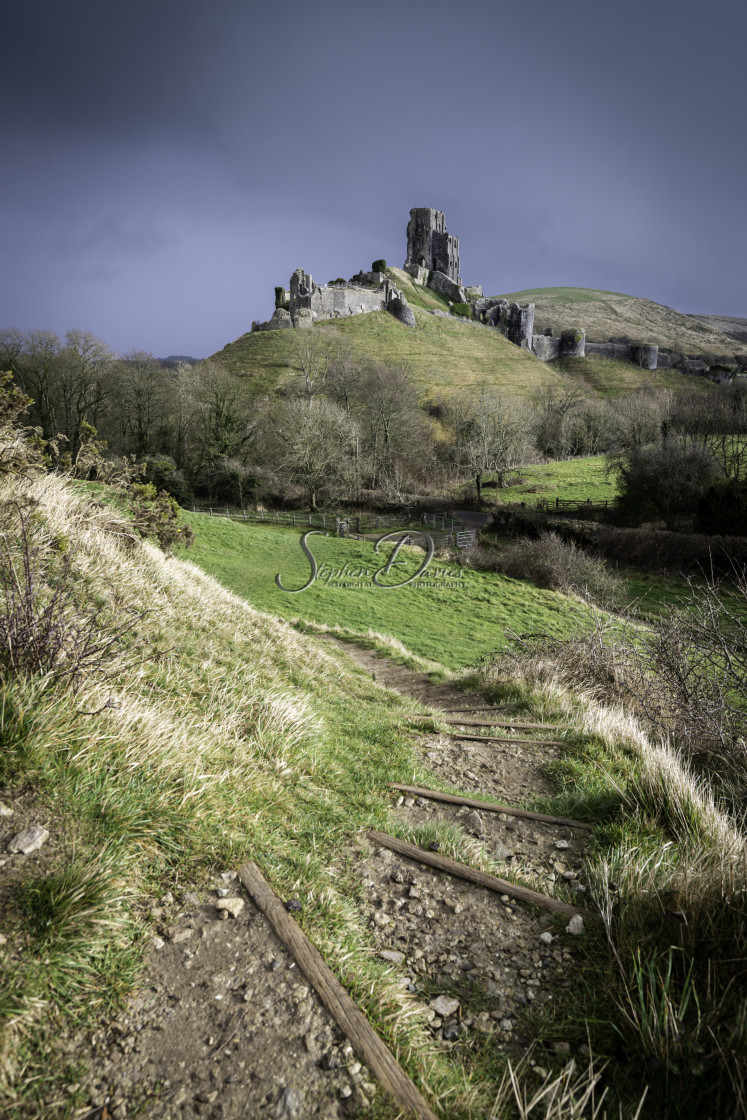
[405,208,461,284]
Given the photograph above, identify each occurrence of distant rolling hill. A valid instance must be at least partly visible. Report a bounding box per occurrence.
[494,286,747,359]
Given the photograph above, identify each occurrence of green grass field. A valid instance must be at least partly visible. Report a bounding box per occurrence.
[179,515,599,669]
[499,455,617,506]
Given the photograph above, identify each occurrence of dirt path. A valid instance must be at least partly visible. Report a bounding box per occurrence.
[58,638,589,1119]
[327,638,590,1069]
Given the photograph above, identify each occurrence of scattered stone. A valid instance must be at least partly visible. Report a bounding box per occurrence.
[429,995,460,1018]
[151,937,165,950]
[554,840,570,850]
[539,931,554,944]
[183,891,200,905]
[220,870,238,882]
[500,1019,514,1032]
[217,887,230,898]
[553,1041,571,1054]
[8,825,49,854]
[566,914,585,936]
[216,898,245,919]
[284,900,302,913]
[170,928,193,944]
[427,841,440,852]
[379,950,405,965]
[274,1086,304,1118]
[464,811,483,836]
[0,802,13,817]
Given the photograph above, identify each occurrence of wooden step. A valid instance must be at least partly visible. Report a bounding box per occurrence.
[367,830,585,917]
[238,862,438,1120]
[390,783,593,831]
[442,719,566,731]
[444,732,565,746]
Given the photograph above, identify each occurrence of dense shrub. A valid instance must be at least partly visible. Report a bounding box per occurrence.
[143,457,193,507]
[610,437,720,528]
[450,302,472,319]
[371,260,387,273]
[494,531,624,607]
[696,476,747,535]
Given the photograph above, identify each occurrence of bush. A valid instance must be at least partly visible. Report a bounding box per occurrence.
[610,438,720,528]
[130,483,194,552]
[495,531,624,608]
[371,259,386,273]
[450,302,472,319]
[143,458,193,508]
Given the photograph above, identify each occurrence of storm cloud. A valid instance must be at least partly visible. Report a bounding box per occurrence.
[2,0,745,355]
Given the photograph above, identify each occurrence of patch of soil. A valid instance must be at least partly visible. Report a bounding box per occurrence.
[74,880,373,1119]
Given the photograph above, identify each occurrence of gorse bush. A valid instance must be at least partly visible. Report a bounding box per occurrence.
[495,531,625,608]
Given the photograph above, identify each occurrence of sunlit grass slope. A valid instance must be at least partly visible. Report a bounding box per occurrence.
[215,283,716,403]
[214,305,557,400]
[178,515,600,669]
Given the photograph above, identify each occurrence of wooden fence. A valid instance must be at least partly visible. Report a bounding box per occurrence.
[190,506,478,549]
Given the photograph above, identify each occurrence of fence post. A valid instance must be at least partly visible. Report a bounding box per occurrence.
[209,508,213,517]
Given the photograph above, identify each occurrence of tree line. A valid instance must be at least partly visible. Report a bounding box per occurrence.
[2,326,746,529]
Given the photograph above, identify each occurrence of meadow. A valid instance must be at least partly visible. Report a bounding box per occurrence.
[496,454,617,506]
[178,515,599,669]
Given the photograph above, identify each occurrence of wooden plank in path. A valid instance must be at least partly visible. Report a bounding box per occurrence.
[237,862,438,1120]
[442,719,566,731]
[445,732,566,747]
[367,830,584,917]
[390,782,593,831]
[439,705,521,713]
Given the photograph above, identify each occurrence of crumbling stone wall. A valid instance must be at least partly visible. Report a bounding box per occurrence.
[560,328,586,357]
[532,334,561,361]
[428,270,467,304]
[253,267,412,331]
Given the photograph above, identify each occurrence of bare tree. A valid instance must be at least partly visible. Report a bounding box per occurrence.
[274,397,358,509]
[455,388,532,502]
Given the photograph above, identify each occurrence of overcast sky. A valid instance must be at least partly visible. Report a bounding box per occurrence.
[2,0,745,357]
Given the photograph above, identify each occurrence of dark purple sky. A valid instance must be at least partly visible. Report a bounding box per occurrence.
[3,0,745,357]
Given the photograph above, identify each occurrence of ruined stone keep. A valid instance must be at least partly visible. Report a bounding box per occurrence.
[405,209,461,285]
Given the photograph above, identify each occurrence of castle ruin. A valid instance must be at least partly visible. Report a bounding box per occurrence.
[250,206,670,371]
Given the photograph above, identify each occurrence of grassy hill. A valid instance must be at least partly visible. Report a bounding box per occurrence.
[214,271,715,402]
[495,286,747,359]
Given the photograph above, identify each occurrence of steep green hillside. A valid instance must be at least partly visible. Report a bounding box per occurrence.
[214,304,559,400]
[495,286,746,358]
[214,291,711,402]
